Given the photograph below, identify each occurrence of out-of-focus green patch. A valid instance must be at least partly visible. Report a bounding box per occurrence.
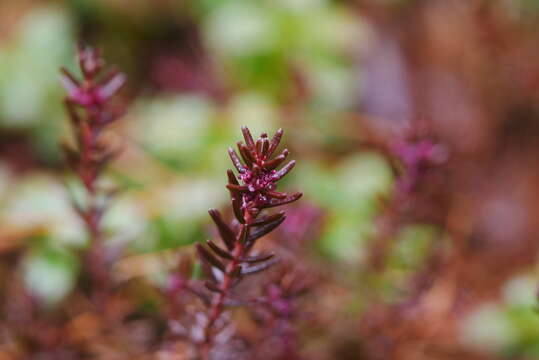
[227,92,278,135]
[159,179,228,220]
[201,0,363,102]
[388,225,439,269]
[22,235,79,306]
[63,174,88,214]
[461,273,539,357]
[204,2,277,58]
[231,52,290,98]
[461,303,518,354]
[102,195,147,244]
[191,262,203,280]
[505,307,539,353]
[129,95,215,173]
[373,224,441,301]
[1,174,86,247]
[108,170,146,191]
[296,161,336,207]
[503,274,537,308]
[368,0,417,6]
[140,146,193,172]
[517,0,539,15]
[0,6,74,163]
[306,61,358,110]
[68,0,102,20]
[299,152,393,210]
[302,152,393,261]
[319,212,374,263]
[0,163,11,200]
[132,215,204,253]
[334,153,393,207]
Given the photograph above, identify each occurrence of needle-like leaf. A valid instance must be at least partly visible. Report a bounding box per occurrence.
[272,160,296,181]
[247,215,286,243]
[238,142,255,166]
[196,243,226,272]
[241,252,275,264]
[263,149,289,170]
[241,126,255,148]
[241,258,279,276]
[206,240,233,260]
[228,147,246,173]
[251,211,285,226]
[267,128,283,158]
[262,192,303,209]
[208,209,236,250]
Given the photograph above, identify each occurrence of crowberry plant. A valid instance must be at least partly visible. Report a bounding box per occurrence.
[197,126,302,355]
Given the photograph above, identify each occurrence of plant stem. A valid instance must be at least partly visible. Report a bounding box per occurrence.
[200,223,250,358]
[66,98,109,308]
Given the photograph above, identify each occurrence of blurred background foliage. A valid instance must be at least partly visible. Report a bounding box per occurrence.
[2,0,539,359]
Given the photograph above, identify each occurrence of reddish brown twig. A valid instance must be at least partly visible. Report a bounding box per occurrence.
[197,127,302,358]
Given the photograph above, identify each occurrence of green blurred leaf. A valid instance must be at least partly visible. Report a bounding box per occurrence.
[23,239,79,306]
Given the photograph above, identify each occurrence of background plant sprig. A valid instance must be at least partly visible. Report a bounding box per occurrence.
[60,44,126,306]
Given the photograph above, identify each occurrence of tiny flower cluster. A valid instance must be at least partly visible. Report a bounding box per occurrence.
[61,45,126,113]
[227,127,302,224]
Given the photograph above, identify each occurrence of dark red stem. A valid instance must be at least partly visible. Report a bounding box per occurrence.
[200,220,252,358]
